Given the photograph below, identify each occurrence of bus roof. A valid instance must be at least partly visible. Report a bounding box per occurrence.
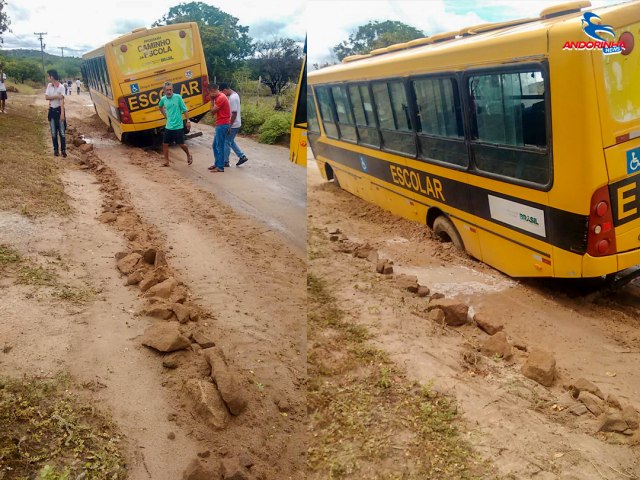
[308,0,635,82]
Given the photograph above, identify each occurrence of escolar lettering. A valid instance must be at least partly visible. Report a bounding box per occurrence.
[389,165,445,202]
[126,79,201,112]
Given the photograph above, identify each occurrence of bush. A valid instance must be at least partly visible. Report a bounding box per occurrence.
[241,104,272,135]
[258,112,292,144]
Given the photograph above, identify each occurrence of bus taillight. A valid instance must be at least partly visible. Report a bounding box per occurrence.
[202,75,210,104]
[117,97,132,124]
[587,186,617,256]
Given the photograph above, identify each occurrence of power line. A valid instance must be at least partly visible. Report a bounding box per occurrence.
[34,32,47,86]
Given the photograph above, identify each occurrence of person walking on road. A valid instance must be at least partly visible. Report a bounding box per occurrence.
[207,83,231,173]
[45,69,67,157]
[158,81,192,167]
[0,73,7,113]
[220,82,248,167]
[76,78,81,95]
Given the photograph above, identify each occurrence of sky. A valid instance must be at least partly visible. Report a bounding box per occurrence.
[2,0,306,57]
[308,0,624,67]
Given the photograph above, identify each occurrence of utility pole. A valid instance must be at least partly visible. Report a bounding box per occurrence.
[34,32,47,86]
[59,47,64,59]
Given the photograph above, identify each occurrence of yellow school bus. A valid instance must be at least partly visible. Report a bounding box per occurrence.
[289,38,307,166]
[308,1,640,280]
[82,22,210,141]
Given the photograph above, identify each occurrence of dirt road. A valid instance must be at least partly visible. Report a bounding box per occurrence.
[1,93,305,478]
[308,154,640,479]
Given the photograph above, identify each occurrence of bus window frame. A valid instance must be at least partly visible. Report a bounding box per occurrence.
[462,61,554,191]
[370,78,418,158]
[330,84,359,144]
[409,72,469,170]
[314,85,341,140]
[307,92,321,134]
[347,82,381,149]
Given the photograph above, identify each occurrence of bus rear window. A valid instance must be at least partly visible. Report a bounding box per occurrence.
[114,28,195,76]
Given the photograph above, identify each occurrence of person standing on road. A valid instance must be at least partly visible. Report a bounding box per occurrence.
[76,78,81,95]
[158,81,193,167]
[45,69,67,157]
[0,73,7,113]
[207,83,231,173]
[220,82,248,167]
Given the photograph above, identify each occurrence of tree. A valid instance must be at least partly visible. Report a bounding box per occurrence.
[249,38,302,109]
[153,2,253,82]
[0,0,10,45]
[333,20,424,60]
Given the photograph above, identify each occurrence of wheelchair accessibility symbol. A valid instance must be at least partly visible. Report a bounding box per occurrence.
[627,148,640,175]
[130,83,140,94]
[359,155,368,172]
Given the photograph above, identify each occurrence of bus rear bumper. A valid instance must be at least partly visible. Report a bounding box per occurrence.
[582,249,640,277]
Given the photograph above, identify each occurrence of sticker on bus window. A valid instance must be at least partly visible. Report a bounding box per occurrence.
[627,147,640,175]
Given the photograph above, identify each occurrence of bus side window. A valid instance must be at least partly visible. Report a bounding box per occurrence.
[307,94,321,134]
[371,80,416,157]
[468,68,550,186]
[315,86,340,139]
[330,85,358,143]
[348,84,380,148]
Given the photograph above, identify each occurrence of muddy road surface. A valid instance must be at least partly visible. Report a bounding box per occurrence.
[1,93,306,479]
[308,153,640,479]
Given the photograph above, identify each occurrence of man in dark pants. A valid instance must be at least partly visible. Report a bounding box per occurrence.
[44,69,67,157]
[158,81,192,167]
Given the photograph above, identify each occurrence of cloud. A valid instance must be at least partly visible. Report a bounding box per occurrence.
[249,19,289,39]
[111,18,147,35]
[6,3,30,22]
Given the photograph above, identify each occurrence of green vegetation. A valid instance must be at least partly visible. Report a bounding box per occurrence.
[0,99,70,217]
[0,50,82,84]
[258,112,291,144]
[334,20,425,60]
[308,273,491,479]
[0,374,126,479]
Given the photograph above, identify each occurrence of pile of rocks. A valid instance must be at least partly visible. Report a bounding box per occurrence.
[327,224,640,438]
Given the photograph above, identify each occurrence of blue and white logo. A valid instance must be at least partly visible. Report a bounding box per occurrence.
[581,12,615,42]
[627,147,640,175]
[359,155,368,172]
[130,83,140,94]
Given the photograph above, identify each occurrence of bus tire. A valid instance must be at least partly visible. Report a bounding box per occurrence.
[433,215,464,250]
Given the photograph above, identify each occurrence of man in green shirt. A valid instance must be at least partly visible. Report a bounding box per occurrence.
[158,82,193,167]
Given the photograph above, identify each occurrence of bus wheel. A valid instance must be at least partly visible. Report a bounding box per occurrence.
[433,215,464,250]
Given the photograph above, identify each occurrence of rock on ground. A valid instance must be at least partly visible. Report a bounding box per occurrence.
[522,349,556,387]
[141,323,190,353]
[116,252,142,275]
[202,347,248,416]
[480,331,513,360]
[395,274,419,293]
[427,299,468,326]
[578,391,604,416]
[598,413,629,433]
[139,267,170,292]
[145,301,175,320]
[145,277,178,299]
[473,312,504,335]
[185,378,229,430]
[571,377,605,400]
[222,457,250,480]
[182,458,220,480]
[622,405,640,430]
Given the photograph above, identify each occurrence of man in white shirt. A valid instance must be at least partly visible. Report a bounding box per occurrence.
[0,72,7,113]
[76,78,81,95]
[44,69,67,157]
[220,83,248,167]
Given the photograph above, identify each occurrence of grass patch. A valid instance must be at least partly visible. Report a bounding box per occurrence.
[17,265,58,286]
[0,245,21,265]
[0,374,127,479]
[307,273,492,479]
[5,80,39,95]
[0,97,70,217]
[51,286,95,304]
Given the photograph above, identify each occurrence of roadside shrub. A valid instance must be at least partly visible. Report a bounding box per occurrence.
[258,112,292,144]
[241,104,272,135]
